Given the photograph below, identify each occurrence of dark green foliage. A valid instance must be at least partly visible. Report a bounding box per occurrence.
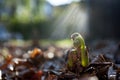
[8,20,53,39]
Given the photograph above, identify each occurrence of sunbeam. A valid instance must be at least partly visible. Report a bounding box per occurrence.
[51,2,89,39]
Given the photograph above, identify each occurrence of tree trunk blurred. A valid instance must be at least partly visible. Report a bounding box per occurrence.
[87,0,120,40]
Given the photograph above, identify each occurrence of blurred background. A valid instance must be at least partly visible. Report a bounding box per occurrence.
[0,0,120,49]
